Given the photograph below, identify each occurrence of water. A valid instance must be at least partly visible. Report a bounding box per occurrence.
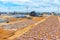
[10,14,27,18]
[0,19,7,23]
[0,14,27,23]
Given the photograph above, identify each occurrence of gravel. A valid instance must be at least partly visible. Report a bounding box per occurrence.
[16,15,60,40]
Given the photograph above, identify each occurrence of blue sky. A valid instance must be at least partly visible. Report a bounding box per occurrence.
[0,0,60,12]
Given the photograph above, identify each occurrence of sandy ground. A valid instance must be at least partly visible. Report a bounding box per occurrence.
[14,15,60,40]
[0,18,43,40]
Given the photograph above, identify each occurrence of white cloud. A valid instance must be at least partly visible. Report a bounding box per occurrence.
[53,0,59,3]
[0,0,60,6]
[0,0,40,7]
[44,0,60,5]
[0,0,31,4]
[0,0,60,12]
[52,0,60,5]
[0,0,30,2]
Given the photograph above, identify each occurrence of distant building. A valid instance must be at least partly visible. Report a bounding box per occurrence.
[41,12,51,17]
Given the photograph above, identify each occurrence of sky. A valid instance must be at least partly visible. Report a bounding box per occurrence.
[0,0,60,12]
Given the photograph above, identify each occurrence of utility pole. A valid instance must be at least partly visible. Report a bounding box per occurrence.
[26,5,29,14]
[8,7,10,15]
[58,6,59,14]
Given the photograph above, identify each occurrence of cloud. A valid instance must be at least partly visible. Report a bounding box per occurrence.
[0,0,40,7]
[0,0,30,2]
[45,0,60,6]
[0,0,60,12]
[0,0,60,6]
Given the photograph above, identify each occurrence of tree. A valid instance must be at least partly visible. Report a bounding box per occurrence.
[30,11,36,16]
